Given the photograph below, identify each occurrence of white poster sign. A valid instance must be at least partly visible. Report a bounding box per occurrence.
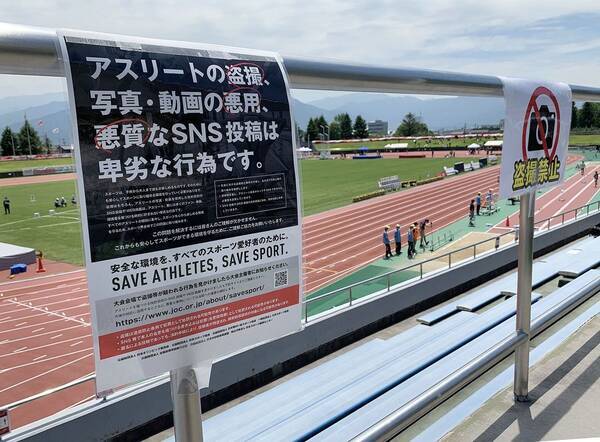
[59,30,303,392]
[499,78,572,198]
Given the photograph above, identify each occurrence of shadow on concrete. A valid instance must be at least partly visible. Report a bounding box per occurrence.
[473,330,600,442]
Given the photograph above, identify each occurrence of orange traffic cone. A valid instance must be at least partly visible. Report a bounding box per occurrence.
[505,216,510,227]
[36,253,46,273]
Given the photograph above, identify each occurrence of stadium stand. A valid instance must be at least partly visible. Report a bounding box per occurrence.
[180,265,599,441]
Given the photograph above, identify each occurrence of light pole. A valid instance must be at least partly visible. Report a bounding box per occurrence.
[319,125,329,141]
[10,131,15,155]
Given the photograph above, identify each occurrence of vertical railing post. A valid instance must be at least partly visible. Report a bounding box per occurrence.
[304,301,308,323]
[420,263,423,279]
[349,286,353,306]
[473,244,476,259]
[448,253,452,269]
[562,212,565,224]
[387,274,391,291]
[514,192,535,402]
[171,367,203,442]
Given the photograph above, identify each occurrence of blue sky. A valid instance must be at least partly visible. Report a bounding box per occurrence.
[1,0,600,102]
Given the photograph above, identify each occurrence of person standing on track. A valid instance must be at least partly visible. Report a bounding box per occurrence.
[407,225,415,259]
[469,199,475,227]
[383,226,392,259]
[3,196,10,215]
[419,219,431,250]
[394,224,402,255]
[412,222,420,256]
[485,189,494,212]
[580,161,585,176]
[594,170,599,188]
[475,192,481,216]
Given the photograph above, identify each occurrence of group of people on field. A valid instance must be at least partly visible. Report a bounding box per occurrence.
[53,195,77,208]
[382,219,432,260]
[469,188,495,226]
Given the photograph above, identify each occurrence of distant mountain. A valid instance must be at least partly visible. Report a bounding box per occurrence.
[0,93,66,114]
[0,101,70,145]
[297,93,504,132]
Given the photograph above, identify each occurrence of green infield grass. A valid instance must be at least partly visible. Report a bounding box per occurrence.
[0,180,83,265]
[300,157,469,215]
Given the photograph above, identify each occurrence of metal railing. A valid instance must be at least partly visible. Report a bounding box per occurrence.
[1,22,600,441]
[353,271,600,441]
[4,200,598,421]
[304,199,600,322]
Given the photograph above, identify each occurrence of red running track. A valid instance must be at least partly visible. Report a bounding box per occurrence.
[0,156,591,431]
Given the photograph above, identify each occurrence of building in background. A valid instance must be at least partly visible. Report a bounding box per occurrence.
[367,119,388,136]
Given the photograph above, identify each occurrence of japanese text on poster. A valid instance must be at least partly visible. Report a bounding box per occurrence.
[499,78,572,198]
[59,31,302,392]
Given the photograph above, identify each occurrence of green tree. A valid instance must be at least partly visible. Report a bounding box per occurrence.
[571,102,578,129]
[328,121,341,140]
[17,120,43,155]
[394,112,430,136]
[353,115,368,138]
[0,127,16,156]
[335,113,353,139]
[579,102,595,128]
[592,103,600,128]
[306,118,319,143]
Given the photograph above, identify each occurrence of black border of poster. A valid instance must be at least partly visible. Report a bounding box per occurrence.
[63,38,299,262]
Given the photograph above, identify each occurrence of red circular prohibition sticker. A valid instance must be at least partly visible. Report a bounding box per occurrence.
[521,86,561,161]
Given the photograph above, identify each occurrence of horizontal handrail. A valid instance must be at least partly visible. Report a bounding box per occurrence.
[0,374,95,411]
[353,269,600,441]
[351,331,528,442]
[1,181,598,421]
[2,23,600,101]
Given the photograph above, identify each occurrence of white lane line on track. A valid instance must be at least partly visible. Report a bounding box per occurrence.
[0,348,92,374]
[550,168,600,217]
[4,299,90,326]
[14,322,27,327]
[31,327,45,333]
[1,294,90,315]
[5,287,87,304]
[0,352,92,393]
[13,346,27,353]
[49,334,63,340]
[2,323,88,343]
[0,280,87,297]
[0,336,89,357]
[0,304,91,324]
[32,354,47,362]
[0,271,85,289]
